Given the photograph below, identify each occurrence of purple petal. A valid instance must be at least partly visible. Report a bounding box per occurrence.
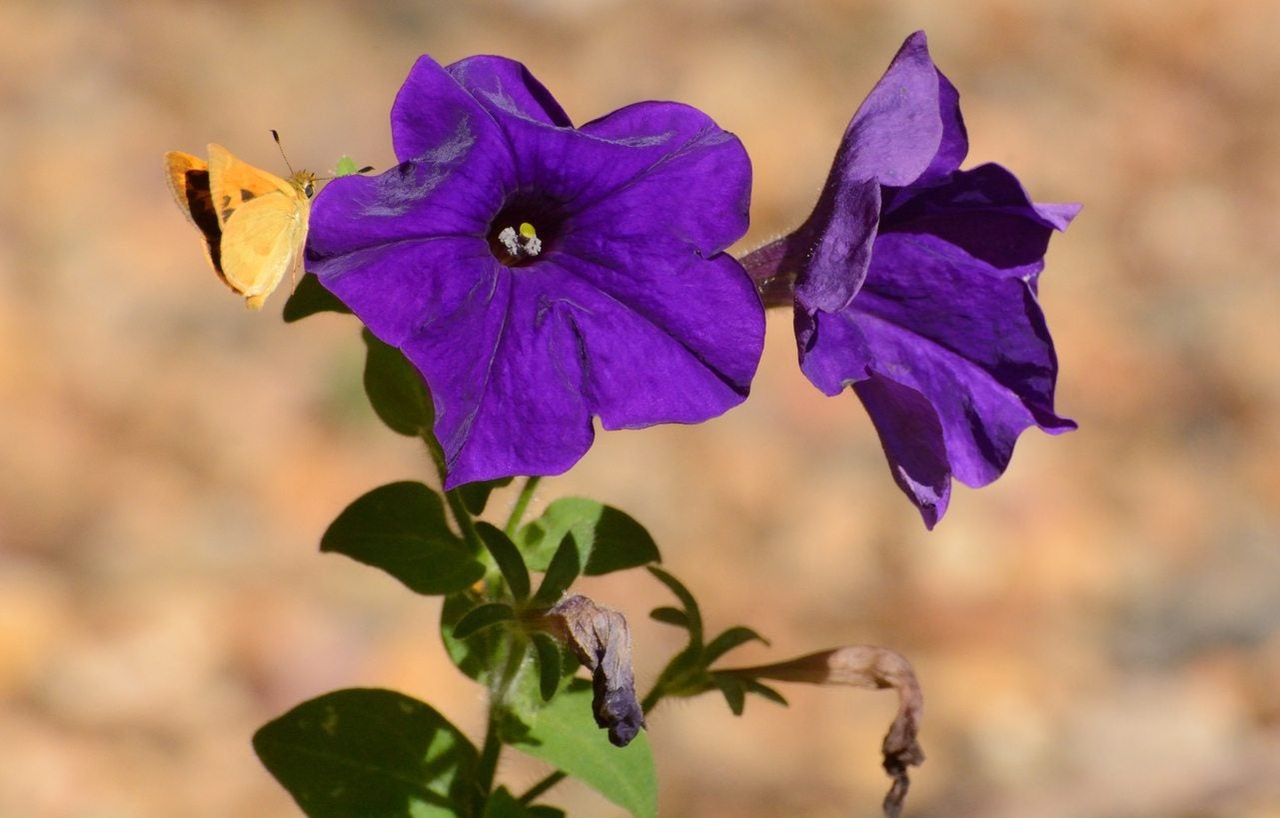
[794,31,967,314]
[882,163,1080,279]
[550,252,763,428]
[917,69,968,187]
[465,98,751,250]
[446,55,573,127]
[853,371,952,529]
[306,151,511,259]
[801,232,1074,492]
[308,237,494,346]
[574,101,752,256]
[837,30,967,187]
[391,55,511,166]
[412,269,595,488]
[792,177,881,314]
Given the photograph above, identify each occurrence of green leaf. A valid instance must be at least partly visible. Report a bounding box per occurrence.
[333,155,359,177]
[517,499,660,576]
[282,272,352,322]
[458,477,513,515]
[531,534,581,606]
[648,606,689,630]
[483,787,564,818]
[322,482,484,596]
[530,632,564,702]
[646,566,703,645]
[253,688,479,818]
[475,522,530,603]
[362,329,433,437]
[703,626,769,665]
[512,681,657,818]
[452,602,515,639]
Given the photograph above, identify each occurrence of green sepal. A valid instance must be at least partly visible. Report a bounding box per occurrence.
[531,534,581,606]
[282,272,352,322]
[703,626,769,665]
[511,680,657,818]
[648,606,689,629]
[646,566,703,645]
[253,688,479,818]
[321,482,484,595]
[441,592,502,682]
[529,632,565,702]
[362,329,433,437]
[452,602,515,639]
[459,477,514,515]
[475,522,531,603]
[711,674,747,716]
[517,499,660,576]
[333,155,359,177]
[742,677,789,707]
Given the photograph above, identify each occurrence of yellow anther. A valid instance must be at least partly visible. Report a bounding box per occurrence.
[519,222,538,240]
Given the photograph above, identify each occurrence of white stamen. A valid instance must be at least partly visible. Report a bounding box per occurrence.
[523,234,542,256]
[498,226,521,257]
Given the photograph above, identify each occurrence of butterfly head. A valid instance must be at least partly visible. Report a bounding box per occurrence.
[289,170,318,199]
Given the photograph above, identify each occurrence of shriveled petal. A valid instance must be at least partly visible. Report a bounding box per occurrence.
[446,55,573,127]
[794,31,967,314]
[801,233,1074,496]
[550,252,763,428]
[853,372,952,529]
[882,163,1080,279]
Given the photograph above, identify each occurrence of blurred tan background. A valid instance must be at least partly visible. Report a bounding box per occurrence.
[3,1,1279,816]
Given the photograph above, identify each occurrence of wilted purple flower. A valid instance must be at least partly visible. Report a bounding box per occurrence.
[307,56,764,487]
[744,32,1078,528]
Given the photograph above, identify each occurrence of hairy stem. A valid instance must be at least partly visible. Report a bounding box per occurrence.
[504,475,542,537]
[421,431,483,553]
[737,230,810,309]
[475,714,502,804]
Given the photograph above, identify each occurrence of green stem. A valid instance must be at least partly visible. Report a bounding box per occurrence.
[421,431,483,553]
[519,771,567,805]
[504,475,542,537]
[475,713,502,803]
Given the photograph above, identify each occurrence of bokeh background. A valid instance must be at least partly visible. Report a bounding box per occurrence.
[3,1,1279,816]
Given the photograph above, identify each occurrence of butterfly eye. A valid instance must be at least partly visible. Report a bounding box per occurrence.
[304,181,315,198]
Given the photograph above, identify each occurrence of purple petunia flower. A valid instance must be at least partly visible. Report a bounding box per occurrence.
[743,31,1078,528]
[306,56,764,488]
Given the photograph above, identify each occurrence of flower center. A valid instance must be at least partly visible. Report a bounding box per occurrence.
[487,195,567,267]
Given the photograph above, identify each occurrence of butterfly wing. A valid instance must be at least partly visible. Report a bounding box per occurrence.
[207,143,295,229]
[218,191,309,310]
[164,151,229,285]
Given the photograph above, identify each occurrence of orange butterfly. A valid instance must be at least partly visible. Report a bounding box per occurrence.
[165,135,315,310]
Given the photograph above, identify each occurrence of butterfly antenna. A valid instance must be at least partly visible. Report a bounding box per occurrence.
[270,129,298,176]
